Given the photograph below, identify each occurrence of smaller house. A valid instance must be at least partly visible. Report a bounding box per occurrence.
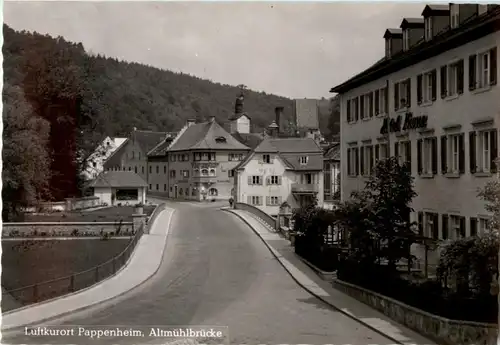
[233,136,324,216]
[323,143,341,210]
[90,171,148,206]
[294,99,324,143]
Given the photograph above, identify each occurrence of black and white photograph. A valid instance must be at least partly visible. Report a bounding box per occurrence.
[1,2,499,345]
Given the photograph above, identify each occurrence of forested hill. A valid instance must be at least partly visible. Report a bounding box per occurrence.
[3,24,298,136]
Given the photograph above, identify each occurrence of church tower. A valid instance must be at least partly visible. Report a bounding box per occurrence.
[228,92,250,134]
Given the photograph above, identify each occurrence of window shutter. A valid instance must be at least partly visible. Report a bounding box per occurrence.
[360,147,365,175]
[355,148,359,176]
[417,74,423,104]
[266,196,270,206]
[441,135,448,174]
[457,59,464,94]
[459,217,466,238]
[354,98,359,121]
[432,137,438,175]
[247,196,251,204]
[248,176,252,185]
[374,90,380,115]
[470,217,478,237]
[433,213,439,239]
[346,100,351,122]
[385,144,390,158]
[406,78,411,107]
[374,144,380,161]
[418,212,424,236]
[394,142,399,159]
[369,146,374,173]
[347,148,352,175]
[405,141,412,170]
[369,92,374,117]
[469,55,477,90]
[360,96,365,119]
[459,133,465,174]
[490,47,497,85]
[469,131,477,173]
[440,65,448,98]
[431,70,437,101]
[278,176,282,185]
[442,214,449,240]
[385,85,389,113]
[491,129,498,173]
[260,175,264,185]
[417,139,423,174]
[394,83,399,110]
[266,176,270,185]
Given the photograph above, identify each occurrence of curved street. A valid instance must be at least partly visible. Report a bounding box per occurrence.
[3,200,395,345]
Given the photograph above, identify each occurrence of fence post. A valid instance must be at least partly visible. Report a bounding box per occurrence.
[70,275,75,292]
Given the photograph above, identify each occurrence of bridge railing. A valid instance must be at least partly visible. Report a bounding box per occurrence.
[234,202,277,230]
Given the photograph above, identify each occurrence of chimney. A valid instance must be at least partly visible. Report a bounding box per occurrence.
[186,119,196,127]
[383,29,403,59]
[268,121,279,138]
[274,106,284,134]
[400,18,425,51]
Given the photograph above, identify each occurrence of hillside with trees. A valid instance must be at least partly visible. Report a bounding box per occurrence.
[2,24,338,219]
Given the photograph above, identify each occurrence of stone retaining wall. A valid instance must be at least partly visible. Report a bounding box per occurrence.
[3,222,135,237]
[332,279,498,345]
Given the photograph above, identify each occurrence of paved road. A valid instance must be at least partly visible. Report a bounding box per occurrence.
[3,200,395,345]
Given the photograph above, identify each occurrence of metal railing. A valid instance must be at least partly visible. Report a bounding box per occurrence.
[2,221,146,312]
[234,202,277,230]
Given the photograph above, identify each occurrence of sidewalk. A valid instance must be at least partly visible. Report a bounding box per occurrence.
[1,207,176,332]
[224,208,437,345]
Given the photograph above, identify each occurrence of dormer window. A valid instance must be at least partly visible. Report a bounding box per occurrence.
[450,4,459,29]
[263,154,271,164]
[299,156,308,165]
[424,17,432,41]
[402,30,409,51]
[215,136,227,143]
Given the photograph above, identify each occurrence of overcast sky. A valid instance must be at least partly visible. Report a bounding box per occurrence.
[4,1,428,99]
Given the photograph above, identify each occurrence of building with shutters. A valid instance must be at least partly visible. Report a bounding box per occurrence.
[233,137,324,216]
[331,4,499,269]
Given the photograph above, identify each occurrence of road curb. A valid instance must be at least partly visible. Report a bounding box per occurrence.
[223,208,405,345]
[2,207,176,333]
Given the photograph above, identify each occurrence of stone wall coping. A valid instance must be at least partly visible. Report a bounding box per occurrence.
[334,278,497,328]
[3,222,134,226]
[64,196,100,201]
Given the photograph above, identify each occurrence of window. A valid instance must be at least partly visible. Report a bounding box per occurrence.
[267,196,281,206]
[142,166,145,174]
[394,79,411,111]
[402,29,409,51]
[470,48,497,90]
[149,184,152,190]
[443,134,464,174]
[171,155,176,162]
[347,147,359,176]
[138,152,141,160]
[228,170,234,177]
[470,217,478,237]
[263,154,271,164]
[473,130,498,173]
[249,176,263,185]
[194,152,216,161]
[128,167,131,171]
[164,166,167,174]
[450,215,466,240]
[417,70,436,104]
[164,184,167,191]
[417,137,437,175]
[201,169,209,176]
[132,151,135,159]
[302,173,314,184]
[170,186,173,192]
[424,16,432,41]
[179,188,183,196]
[209,169,216,175]
[215,137,226,143]
[156,184,159,191]
[229,153,244,161]
[479,218,490,234]
[360,145,374,176]
[209,188,218,196]
[360,93,373,119]
[374,143,389,162]
[267,175,281,185]
[156,166,159,174]
[169,170,176,178]
[346,97,359,123]
[425,213,439,239]
[299,156,308,165]
[134,166,137,174]
[149,166,152,174]
[182,170,189,178]
[249,196,262,206]
[441,60,464,98]
[395,141,412,170]
[450,4,459,29]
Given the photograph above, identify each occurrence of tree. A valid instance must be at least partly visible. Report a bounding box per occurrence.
[335,157,418,271]
[2,84,51,221]
[477,177,500,233]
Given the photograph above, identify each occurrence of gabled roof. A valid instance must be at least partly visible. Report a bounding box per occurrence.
[231,132,264,149]
[90,171,148,188]
[133,130,168,153]
[168,120,250,151]
[422,4,450,17]
[113,137,127,147]
[400,18,425,29]
[295,99,319,129]
[148,137,175,157]
[384,28,403,38]
[228,113,251,121]
[103,138,130,168]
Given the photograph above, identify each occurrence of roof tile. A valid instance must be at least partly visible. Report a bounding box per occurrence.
[90,171,148,188]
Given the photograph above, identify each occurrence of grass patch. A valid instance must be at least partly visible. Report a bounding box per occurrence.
[2,238,132,309]
[22,206,156,223]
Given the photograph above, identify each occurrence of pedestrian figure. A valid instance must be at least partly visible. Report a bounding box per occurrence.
[229,197,234,208]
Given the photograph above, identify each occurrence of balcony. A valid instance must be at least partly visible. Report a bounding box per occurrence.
[191,175,218,184]
[291,183,319,194]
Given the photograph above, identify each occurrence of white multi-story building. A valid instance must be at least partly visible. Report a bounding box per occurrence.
[331,4,499,266]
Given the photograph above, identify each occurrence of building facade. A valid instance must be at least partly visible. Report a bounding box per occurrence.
[166,117,251,201]
[234,137,324,216]
[332,4,499,266]
[146,135,176,195]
